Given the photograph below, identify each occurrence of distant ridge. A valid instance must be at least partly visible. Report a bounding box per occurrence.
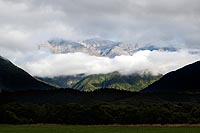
[73,72,162,92]
[39,38,178,58]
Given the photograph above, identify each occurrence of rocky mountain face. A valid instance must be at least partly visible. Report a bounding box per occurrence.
[39,38,178,58]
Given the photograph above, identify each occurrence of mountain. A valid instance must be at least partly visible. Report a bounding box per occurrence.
[142,61,200,93]
[36,74,85,88]
[39,38,177,58]
[39,38,94,54]
[138,45,177,52]
[0,56,55,92]
[80,38,129,58]
[73,72,162,92]
[36,72,161,91]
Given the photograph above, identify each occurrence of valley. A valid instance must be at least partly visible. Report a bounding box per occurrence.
[0,56,200,125]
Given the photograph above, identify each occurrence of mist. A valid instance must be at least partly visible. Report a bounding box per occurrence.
[4,49,198,77]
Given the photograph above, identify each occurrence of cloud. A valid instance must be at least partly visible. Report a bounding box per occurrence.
[0,0,200,77]
[30,0,200,47]
[0,0,200,51]
[5,50,198,77]
[0,0,78,51]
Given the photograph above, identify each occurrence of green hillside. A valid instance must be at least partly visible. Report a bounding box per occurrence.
[73,72,162,92]
[36,74,85,88]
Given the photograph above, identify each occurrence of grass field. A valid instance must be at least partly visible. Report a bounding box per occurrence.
[0,125,200,133]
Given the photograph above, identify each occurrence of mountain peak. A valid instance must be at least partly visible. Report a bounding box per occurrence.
[39,38,178,58]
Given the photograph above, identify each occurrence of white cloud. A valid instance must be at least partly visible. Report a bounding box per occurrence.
[4,50,198,77]
[1,0,200,51]
[0,0,78,51]
[0,0,200,77]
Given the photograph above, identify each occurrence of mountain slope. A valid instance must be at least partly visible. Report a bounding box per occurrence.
[36,74,85,88]
[0,56,55,92]
[142,61,200,93]
[73,72,162,92]
[39,38,178,58]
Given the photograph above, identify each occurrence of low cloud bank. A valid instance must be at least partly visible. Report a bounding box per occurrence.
[2,49,199,77]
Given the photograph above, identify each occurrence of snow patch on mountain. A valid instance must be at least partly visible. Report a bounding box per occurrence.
[39,38,178,58]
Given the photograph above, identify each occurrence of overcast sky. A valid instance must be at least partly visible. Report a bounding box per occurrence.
[0,0,200,77]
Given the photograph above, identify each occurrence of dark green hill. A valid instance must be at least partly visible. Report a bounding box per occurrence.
[0,56,55,92]
[142,61,200,93]
[73,72,162,92]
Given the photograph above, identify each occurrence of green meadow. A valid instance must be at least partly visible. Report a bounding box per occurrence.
[0,125,200,133]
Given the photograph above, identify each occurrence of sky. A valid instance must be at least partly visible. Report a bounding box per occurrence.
[0,0,200,77]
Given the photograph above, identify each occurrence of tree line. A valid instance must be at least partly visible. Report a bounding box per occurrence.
[0,102,200,124]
